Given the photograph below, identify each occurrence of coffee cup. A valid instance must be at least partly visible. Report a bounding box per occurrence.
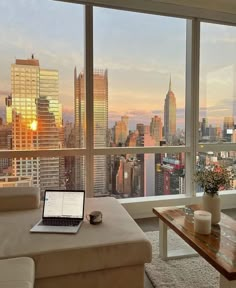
[86,211,102,225]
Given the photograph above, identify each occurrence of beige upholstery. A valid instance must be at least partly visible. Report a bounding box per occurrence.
[36,264,145,288]
[0,187,40,212]
[0,257,35,288]
[0,197,152,288]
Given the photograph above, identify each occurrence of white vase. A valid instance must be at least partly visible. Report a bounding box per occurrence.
[202,193,221,224]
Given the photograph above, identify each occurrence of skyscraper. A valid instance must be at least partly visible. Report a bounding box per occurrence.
[74,67,86,190]
[74,68,108,195]
[150,115,162,145]
[164,77,176,143]
[223,116,234,142]
[11,57,40,186]
[5,95,12,124]
[143,125,155,196]
[201,117,209,138]
[10,56,64,194]
[136,123,145,136]
[0,118,11,175]
[114,116,129,145]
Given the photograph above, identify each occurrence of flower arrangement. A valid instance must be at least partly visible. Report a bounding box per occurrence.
[194,164,233,196]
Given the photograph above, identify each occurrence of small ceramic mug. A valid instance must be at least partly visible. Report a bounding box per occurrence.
[86,210,102,225]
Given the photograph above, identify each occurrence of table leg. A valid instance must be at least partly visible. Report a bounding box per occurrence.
[158,219,197,260]
[159,219,168,260]
[220,275,236,288]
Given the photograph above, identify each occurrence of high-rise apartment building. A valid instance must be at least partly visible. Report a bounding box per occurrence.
[201,117,209,138]
[164,77,176,143]
[10,56,64,194]
[115,156,141,198]
[143,125,155,196]
[150,115,162,145]
[155,155,184,195]
[114,120,128,145]
[0,118,11,175]
[114,116,129,145]
[121,115,129,129]
[223,116,234,142]
[136,123,145,136]
[11,57,40,186]
[5,95,12,124]
[73,67,86,190]
[74,68,108,195]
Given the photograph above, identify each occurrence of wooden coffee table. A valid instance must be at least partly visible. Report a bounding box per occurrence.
[153,205,236,288]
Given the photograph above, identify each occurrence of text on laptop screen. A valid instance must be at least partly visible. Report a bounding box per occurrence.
[43,191,84,218]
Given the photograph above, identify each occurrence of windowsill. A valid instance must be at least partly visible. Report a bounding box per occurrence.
[119,193,190,204]
[119,190,236,219]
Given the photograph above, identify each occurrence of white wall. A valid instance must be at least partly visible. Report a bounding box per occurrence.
[120,191,236,219]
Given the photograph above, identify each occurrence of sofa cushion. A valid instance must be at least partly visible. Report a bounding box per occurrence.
[0,257,35,288]
[0,186,40,211]
[0,197,152,279]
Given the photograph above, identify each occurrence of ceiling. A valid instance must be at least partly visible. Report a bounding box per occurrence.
[151,0,236,15]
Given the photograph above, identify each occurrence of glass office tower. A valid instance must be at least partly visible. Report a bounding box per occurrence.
[74,69,108,195]
[11,56,64,195]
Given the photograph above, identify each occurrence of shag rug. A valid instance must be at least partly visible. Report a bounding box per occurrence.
[145,230,219,288]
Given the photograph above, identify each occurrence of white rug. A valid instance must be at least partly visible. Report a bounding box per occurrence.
[145,230,219,288]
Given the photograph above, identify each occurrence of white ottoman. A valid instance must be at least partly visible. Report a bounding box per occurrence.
[0,257,35,288]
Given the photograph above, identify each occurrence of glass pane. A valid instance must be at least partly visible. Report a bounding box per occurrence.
[94,8,186,148]
[0,156,85,198]
[196,151,236,192]
[0,1,84,150]
[94,152,185,198]
[200,23,236,143]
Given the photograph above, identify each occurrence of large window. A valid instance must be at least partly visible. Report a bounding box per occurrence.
[0,1,235,210]
[94,8,186,148]
[93,7,187,197]
[0,0,85,195]
[0,1,188,199]
[200,22,236,144]
[198,22,236,193]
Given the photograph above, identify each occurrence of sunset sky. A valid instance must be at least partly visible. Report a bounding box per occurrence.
[0,0,236,130]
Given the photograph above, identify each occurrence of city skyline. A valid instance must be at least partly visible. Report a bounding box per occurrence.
[1,54,236,140]
[0,55,235,197]
[0,54,185,197]
[0,1,236,130]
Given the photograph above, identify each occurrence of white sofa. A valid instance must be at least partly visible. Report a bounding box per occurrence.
[0,187,152,288]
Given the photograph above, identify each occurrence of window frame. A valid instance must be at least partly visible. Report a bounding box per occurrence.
[0,1,236,218]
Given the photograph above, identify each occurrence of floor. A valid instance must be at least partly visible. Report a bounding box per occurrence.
[135,217,159,288]
[136,208,236,288]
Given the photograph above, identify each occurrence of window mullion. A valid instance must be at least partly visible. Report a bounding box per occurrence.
[85,5,94,197]
[185,19,200,197]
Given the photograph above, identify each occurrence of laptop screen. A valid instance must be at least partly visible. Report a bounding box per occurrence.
[43,190,85,219]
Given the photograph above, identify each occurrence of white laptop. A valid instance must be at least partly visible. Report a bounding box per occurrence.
[30,190,85,234]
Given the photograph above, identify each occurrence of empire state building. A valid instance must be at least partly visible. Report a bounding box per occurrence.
[164,77,176,143]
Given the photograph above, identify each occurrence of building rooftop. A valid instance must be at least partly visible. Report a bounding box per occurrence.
[15,56,39,66]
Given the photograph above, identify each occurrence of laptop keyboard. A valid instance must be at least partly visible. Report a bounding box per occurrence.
[42,219,81,227]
